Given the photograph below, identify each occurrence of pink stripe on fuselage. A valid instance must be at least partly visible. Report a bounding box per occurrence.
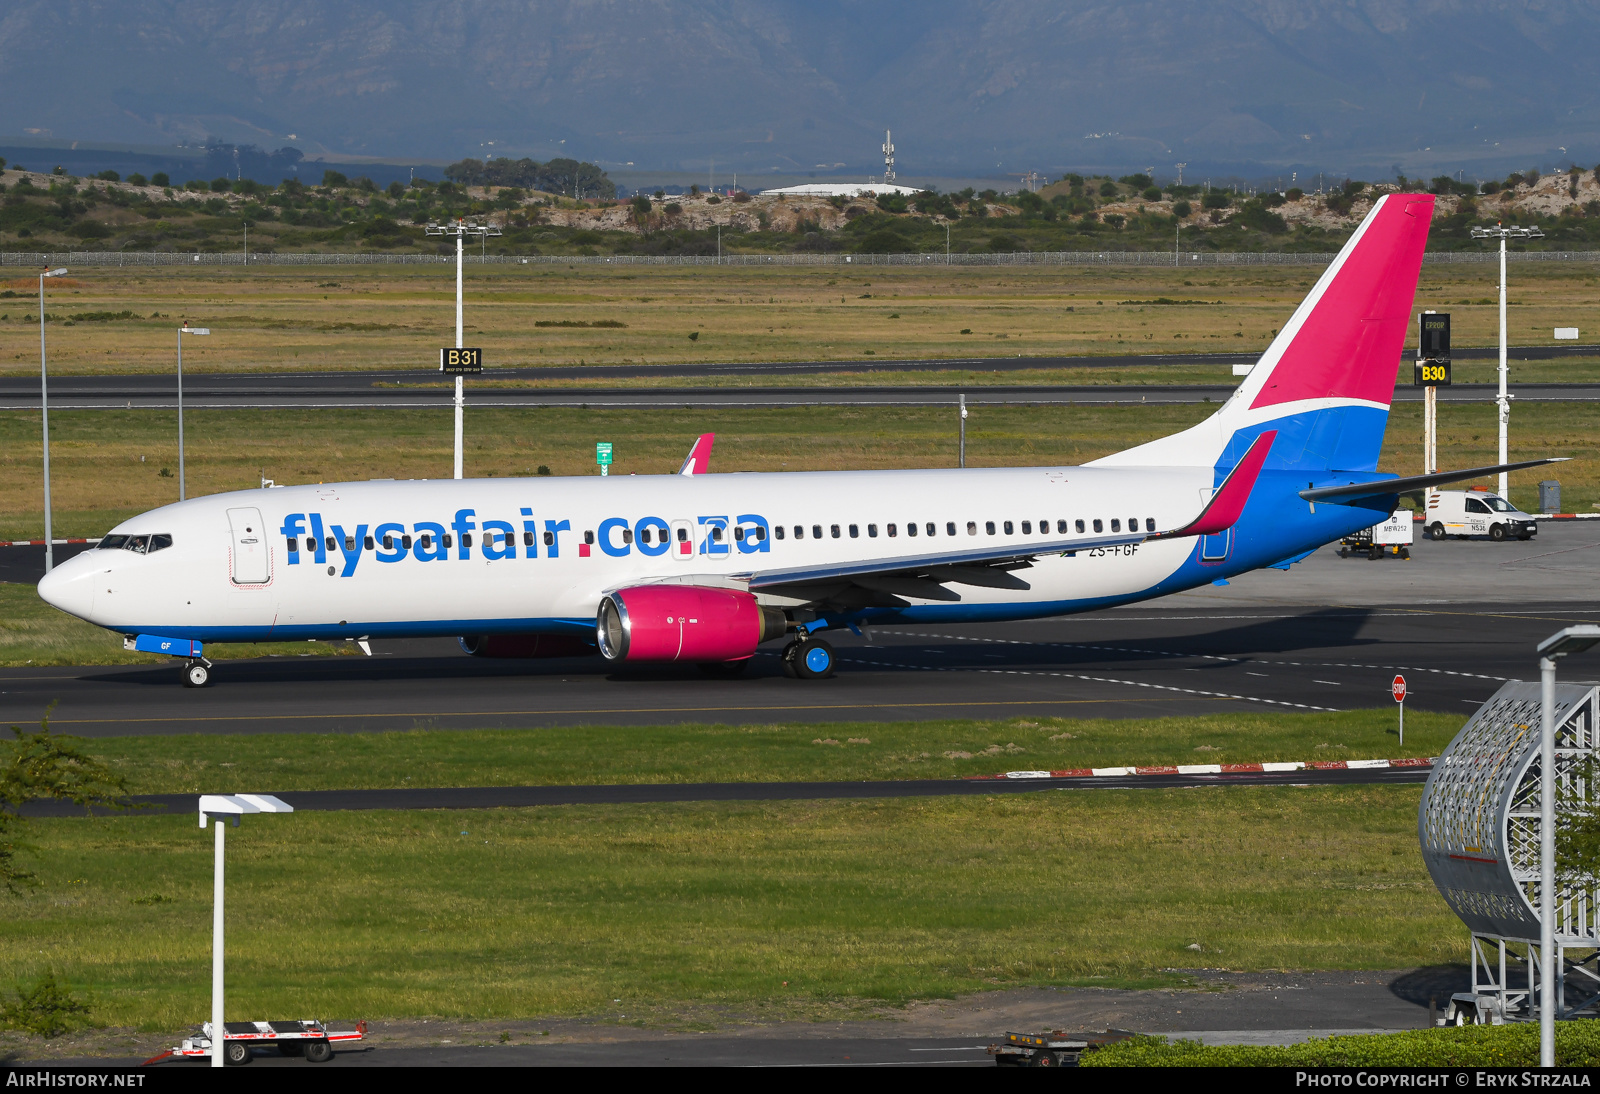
[1250,194,1434,410]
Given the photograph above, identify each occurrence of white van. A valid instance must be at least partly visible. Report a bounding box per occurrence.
[1424,489,1538,541]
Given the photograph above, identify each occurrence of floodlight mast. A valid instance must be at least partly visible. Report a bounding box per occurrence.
[1471,223,1544,498]
[38,267,67,573]
[424,219,501,479]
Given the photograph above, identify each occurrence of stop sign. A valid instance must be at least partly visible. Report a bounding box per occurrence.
[1392,675,1407,703]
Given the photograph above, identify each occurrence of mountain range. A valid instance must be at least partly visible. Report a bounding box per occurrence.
[4,1,1599,183]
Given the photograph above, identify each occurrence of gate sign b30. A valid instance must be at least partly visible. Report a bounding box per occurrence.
[439,347,483,373]
[1392,674,1407,703]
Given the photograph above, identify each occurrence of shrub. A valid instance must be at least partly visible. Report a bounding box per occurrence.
[1083,1023,1600,1068]
[1286,187,1303,200]
[1481,180,1502,194]
[664,203,681,215]
[184,179,208,191]
[151,172,169,187]
[1119,173,1152,189]
[536,465,551,476]
[95,170,119,182]
[687,331,699,341]
[0,971,91,1039]
[1202,191,1231,209]
[1102,213,1125,229]
[732,190,750,203]
[1098,181,1117,197]
[1142,186,1162,201]
[706,194,721,204]
[322,170,348,188]
[1172,200,1192,218]
[210,177,231,193]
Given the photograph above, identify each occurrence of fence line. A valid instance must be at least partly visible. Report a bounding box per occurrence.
[6,249,1600,269]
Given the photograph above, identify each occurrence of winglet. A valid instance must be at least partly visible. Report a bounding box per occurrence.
[678,433,715,476]
[1159,430,1277,538]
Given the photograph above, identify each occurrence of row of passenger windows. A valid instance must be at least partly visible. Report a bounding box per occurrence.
[284,517,1156,555]
[773,518,1157,540]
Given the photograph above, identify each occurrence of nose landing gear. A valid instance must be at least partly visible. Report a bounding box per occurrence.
[183,659,212,688]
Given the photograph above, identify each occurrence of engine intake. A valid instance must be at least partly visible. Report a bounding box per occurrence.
[459,634,596,659]
[596,585,787,663]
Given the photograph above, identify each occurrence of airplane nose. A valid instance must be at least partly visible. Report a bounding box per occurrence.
[37,559,96,621]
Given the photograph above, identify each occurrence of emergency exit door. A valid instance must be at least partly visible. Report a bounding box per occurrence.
[227,507,271,584]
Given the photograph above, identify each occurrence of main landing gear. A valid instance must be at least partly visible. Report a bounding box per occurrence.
[782,637,836,680]
[183,659,212,688]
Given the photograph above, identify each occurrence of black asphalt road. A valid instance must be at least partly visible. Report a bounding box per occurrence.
[18,764,1428,819]
[4,601,1594,738]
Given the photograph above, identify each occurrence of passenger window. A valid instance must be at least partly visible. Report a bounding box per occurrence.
[1003,521,1013,535]
[677,528,688,542]
[522,531,533,547]
[985,521,996,535]
[1021,521,1031,535]
[1465,498,1489,514]
[775,526,785,540]
[402,535,413,549]
[364,536,374,551]
[887,523,897,537]
[734,527,745,542]
[622,529,634,545]
[384,535,394,550]
[286,537,299,553]
[544,531,556,547]
[795,526,806,539]
[584,531,595,545]
[1111,519,1121,532]
[830,524,841,539]
[867,524,877,538]
[420,534,432,549]
[1058,520,1068,534]
[965,522,975,535]
[1092,520,1102,533]
[306,537,316,551]
[463,533,473,547]
[712,527,724,542]
[1145,518,1156,532]
[1076,520,1085,533]
[906,523,917,537]
[344,536,356,551]
[443,534,453,549]
[848,524,859,538]
[756,527,767,542]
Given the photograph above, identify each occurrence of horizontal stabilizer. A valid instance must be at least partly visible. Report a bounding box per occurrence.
[1298,458,1569,504]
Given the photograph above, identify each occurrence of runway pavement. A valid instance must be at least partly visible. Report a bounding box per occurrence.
[2,344,1597,409]
[4,523,1597,738]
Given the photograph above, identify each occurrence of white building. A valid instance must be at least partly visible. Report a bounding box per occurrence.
[757,182,924,199]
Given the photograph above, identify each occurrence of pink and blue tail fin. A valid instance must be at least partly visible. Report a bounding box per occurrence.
[1095,193,1435,475]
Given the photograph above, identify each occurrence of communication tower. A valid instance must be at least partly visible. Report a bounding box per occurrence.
[882,130,895,185]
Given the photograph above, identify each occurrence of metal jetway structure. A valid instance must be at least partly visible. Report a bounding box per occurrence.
[1419,680,1600,1024]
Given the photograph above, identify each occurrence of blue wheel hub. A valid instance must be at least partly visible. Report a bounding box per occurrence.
[804,645,832,673]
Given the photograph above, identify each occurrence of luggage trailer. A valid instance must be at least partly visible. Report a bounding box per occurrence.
[987,1029,1134,1067]
[145,1019,367,1065]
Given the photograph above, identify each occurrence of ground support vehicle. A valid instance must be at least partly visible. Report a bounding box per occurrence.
[145,1019,366,1065]
[1337,510,1413,560]
[988,1029,1134,1066]
[1424,489,1537,542]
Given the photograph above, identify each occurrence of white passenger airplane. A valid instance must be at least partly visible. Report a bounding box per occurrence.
[38,194,1560,687]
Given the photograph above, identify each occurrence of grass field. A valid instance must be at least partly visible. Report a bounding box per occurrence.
[66,710,1463,795]
[0,398,1589,548]
[4,785,1456,1028]
[5,261,1600,375]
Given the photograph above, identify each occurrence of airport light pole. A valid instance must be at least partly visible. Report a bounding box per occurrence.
[177,324,211,501]
[1471,224,1543,499]
[198,794,293,1068]
[1533,626,1600,1068]
[425,219,500,479]
[38,267,66,573]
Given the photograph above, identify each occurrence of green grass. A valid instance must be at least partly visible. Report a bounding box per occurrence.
[74,711,1463,796]
[1084,1024,1600,1066]
[4,786,1457,1029]
[0,584,359,666]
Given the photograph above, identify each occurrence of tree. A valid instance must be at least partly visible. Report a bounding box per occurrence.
[151,172,169,187]
[321,170,348,188]
[0,715,127,894]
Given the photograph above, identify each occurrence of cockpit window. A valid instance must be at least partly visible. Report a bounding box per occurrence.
[97,533,172,554]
